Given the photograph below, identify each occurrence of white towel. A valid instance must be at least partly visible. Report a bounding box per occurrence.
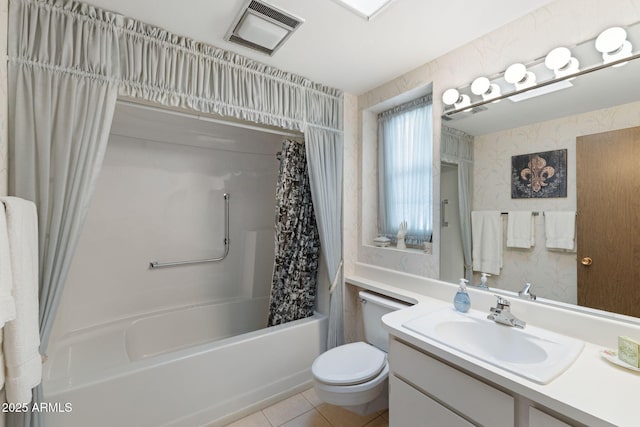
[545,211,576,250]
[0,206,17,328]
[471,211,503,275]
[507,211,535,248]
[1,197,42,404]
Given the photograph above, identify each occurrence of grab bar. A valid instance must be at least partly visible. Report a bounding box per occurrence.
[441,199,449,227]
[149,193,230,269]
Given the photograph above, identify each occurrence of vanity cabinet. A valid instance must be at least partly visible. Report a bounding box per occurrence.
[389,338,514,427]
[529,407,573,427]
[389,375,473,427]
[388,338,581,427]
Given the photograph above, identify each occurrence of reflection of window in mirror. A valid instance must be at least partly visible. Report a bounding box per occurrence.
[377,94,433,249]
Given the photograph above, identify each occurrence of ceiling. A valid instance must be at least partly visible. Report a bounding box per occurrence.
[81,0,553,94]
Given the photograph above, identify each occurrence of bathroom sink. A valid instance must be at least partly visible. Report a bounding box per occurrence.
[403,308,584,384]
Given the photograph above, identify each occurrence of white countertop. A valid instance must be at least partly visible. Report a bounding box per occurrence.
[347,265,640,427]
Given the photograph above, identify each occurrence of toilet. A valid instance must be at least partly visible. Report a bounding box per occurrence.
[311,291,410,415]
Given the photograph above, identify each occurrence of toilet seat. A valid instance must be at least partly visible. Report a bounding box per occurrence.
[312,342,387,386]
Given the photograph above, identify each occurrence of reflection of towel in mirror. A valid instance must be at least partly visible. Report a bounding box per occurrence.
[544,211,576,251]
[507,211,534,248]
[1,197,42,404]
[472,211,503,275]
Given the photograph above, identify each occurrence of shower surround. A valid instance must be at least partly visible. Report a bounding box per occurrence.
[43,103,326,426]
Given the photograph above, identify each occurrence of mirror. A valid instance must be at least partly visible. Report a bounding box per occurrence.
[440,21,640,320]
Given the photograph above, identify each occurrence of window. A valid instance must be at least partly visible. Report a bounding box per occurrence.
[378,95,433,247]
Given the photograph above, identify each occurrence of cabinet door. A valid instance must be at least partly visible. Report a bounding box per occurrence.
[529,407,573,427]
[390,339,514,427]
[390,375,474,427]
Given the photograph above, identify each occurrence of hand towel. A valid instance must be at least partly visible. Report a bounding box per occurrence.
[1,197,42,404]
[507,211,535,248]
[0,206,17,394]
[471,211,503,275]
[544,211,576,250]
[0,205,16,328]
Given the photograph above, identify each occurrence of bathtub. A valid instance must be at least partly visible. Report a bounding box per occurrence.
[43,297,328,427]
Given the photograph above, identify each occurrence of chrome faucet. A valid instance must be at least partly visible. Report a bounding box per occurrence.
[518,282,536,300]
[487,296,526,329]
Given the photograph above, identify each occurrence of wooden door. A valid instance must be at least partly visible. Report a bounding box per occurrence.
[576,126,640,317]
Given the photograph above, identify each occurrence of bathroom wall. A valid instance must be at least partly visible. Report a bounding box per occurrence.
[51,103,285,337]
[0,0,7,196]
[473,100,640,303]
[343,93,359,278]
[346,0,640,281]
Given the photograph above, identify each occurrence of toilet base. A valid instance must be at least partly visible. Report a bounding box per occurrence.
[314,380,388,416]
[341,382,389,416]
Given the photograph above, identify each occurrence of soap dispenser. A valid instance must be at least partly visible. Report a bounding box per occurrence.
[478,273,490,289]
[453,279,471,313]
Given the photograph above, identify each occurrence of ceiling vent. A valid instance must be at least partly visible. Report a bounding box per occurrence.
[225,0,304,56]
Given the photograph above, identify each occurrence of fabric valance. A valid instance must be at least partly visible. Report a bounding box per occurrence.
[8,0,343,133]
[441,125,474,163]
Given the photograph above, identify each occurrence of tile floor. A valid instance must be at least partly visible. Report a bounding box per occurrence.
[225,387,389,427]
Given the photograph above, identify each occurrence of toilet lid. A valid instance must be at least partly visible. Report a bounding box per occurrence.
[312,342,387,386]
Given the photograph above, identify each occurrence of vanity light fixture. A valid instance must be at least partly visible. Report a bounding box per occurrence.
[442,88,471,110]
[544,47,580,78]
[442,21,636,116]
[504,63,537,90]
[595,26,633,66]
[471,77,501,102]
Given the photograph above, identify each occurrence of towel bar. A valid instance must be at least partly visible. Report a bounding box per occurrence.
[501,211,539,216]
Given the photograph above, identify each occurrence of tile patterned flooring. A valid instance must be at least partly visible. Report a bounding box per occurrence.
[225,387,389,427]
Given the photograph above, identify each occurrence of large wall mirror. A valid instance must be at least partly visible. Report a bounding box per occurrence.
[440,21,640,321]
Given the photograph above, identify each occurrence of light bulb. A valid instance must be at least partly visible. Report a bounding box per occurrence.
[471,77,501,102]
[504,63,536,90]
[442,89,471,110]
[595,27,633,66]
[545,47,580,78]
[442,88,461,106]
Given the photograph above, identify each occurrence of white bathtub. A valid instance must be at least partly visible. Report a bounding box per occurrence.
[43,297,327,427]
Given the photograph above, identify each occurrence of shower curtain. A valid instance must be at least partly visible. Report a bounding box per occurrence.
[268,140,320,326]
[441,126,474,282]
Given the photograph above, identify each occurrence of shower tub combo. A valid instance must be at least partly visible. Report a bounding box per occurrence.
[43,298,327,426]
[43,103,327,427]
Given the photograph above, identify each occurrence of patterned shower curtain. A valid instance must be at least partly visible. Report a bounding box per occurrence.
[268,140,320,326]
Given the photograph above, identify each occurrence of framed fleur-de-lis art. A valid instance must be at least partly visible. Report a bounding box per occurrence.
[511,149,567,198]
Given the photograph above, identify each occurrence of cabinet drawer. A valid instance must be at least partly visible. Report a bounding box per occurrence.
[390,375,474,427]
[389,338,514,427]
[529,407,573,427]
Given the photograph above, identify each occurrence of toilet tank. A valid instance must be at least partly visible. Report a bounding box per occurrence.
[359,291,410,352]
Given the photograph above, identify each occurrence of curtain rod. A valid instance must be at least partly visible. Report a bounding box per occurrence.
[499,212,577,216]
[116,99,304,139]
[501,212,540,216]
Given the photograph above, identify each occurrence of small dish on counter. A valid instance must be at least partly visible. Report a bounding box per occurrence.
[601,349,640,372]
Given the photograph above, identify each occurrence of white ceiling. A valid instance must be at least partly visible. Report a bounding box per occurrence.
[82,0,553,94]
